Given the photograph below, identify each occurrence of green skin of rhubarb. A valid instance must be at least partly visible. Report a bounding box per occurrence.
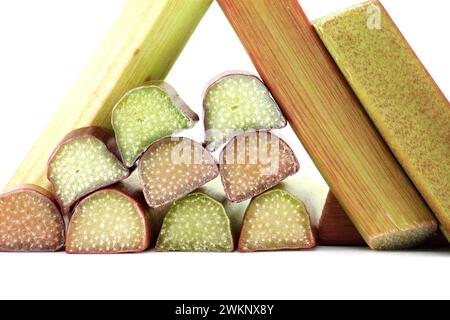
[313,1,450,236]
[156,193,234,252]
[239,190,316,252]
[112,82,199,167]
[203,72,286,151]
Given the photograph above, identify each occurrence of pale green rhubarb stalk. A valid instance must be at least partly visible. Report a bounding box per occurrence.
[313,0,450,238]
[47,127,129,214]
[239,189,316,252]
[203,72,286,151]
[139,137,219,208]
[220,131,299,203]
[156,193,234,252]
[66,188,151,254]
[0,185,65,252]
[112,82,199,167]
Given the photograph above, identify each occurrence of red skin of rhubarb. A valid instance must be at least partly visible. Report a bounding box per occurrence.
[319,192,449,248]
[139,137,219,208]
[0,184,65,252]
[47,127,130,215]
[113,81,199,167]
[66,188,151,254]
[202,71,287,150]
[219,131,300,203]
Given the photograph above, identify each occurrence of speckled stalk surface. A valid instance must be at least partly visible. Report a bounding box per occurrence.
[218,0,437,250]
[220,132,299,203]
[203,72,286,151]
[66,189,150,254]
[239,190,316,252]
[314,0,450,235]
[47,127,129,214]
[0,185,65,252]
[156,193,234,252]
[112,82,199,167]
[139,137,219,208]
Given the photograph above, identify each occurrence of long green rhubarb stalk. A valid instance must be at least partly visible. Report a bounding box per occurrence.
[313,0,450,236]
[218,0,437,250]
[5,0,212,192]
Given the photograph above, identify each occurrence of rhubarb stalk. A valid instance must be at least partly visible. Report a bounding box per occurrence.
[313,0,450,236]
[218,0,437,249]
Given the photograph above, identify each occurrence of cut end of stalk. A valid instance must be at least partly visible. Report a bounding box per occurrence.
[370,223,438,251]
[156,193,233,252]
[220,132,299,203]
[239,190,316,252]
[139,137,219,208]
[0,186,65,252]
[112,83,199,167]
[66,189,150,254]
[204,72,286,151]
[48,128,129,213]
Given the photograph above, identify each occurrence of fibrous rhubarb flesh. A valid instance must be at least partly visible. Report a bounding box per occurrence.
[218,0,437,250]
[112,82,199,167]
[0,185,65,252]
[313,1,450,235]
[220,132,299,203]
[239,190,316,252]
[6,0,212,191]
[156,193,233,252]
[203,72,286,151]
[48,128,129,213]
[139,137,218,208]
[66,189,150,254]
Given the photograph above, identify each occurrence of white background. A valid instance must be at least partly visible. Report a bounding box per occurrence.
[0,0,448,300]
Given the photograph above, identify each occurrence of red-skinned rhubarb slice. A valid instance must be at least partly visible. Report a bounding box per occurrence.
[112,82,199,167]
[66,189,150,254]
[203,72,286,151]
[156,193,234,252]
[0,185,65,252]
[139,137,219,208]
[239,189,316,252]
[47,127,129,214]
[220,132,299,202]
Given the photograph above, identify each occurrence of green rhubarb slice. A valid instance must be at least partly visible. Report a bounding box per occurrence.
[66,189,150,254]
[48,131,129,212]
[239,190,316,252]
[139,137,219,208]
[0,186,65,252]
[220,132,299,202]
[204,73,286,151]
[112,83,198,167]
[156,193,233,252]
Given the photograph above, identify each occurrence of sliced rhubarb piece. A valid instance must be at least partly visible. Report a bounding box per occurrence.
[112,82,199,167]
[48,127,129,214]
[0,185,65,252]
[66,189,150,254]
[220,132,299,202]
[239,190,316,252]
[203,72,286,151]
[156,193,234,252]
[139,137,219,208]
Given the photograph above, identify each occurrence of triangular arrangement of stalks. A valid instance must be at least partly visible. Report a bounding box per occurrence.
[156,193,234,252]
[220,131,299,203]
[66,189,150,254]
[203,72,286,151]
